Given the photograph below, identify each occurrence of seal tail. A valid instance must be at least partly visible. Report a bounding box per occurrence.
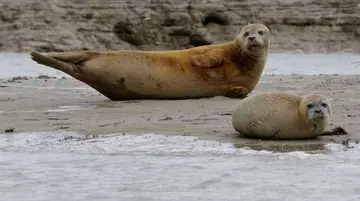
[30,51,97,78]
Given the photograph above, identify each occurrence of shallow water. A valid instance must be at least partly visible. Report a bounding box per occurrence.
[1,52,360,78]
[1,132,360,201]
[0,53,70,78]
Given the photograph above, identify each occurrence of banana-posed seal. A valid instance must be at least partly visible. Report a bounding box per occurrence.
[232,92,346,140]
[30,23,270,100]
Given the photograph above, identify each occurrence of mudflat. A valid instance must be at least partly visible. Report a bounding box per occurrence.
[1,74,359,152]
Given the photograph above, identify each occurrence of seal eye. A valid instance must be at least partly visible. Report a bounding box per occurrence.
[307,104,313,109]
[243,32,249,37]
[321,103,328,108]
[258,31,264,35]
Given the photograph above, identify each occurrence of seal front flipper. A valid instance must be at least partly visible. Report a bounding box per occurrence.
[246,120,279,139]
[190,49,224,68]
[225,86,249,98]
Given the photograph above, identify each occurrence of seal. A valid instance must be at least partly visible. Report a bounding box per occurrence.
[232,92,346,140]
[30,23,270,100]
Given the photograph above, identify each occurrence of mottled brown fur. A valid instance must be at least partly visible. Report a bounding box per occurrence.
[30,23,270,100]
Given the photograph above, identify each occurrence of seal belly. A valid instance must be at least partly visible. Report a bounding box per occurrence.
[123,64,221,98]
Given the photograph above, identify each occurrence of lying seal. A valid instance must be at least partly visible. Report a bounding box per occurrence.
[30,23,270,100]
[232,92,346,140]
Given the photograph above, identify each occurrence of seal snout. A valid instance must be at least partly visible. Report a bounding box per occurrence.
[314,109,323,115]
[246,35,260,45]
[248,36,255,41]
[307,101,329,121]
[244,32,264,49]
[312,108,325,120]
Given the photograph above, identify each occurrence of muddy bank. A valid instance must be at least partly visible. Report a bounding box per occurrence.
[0,0,360,53]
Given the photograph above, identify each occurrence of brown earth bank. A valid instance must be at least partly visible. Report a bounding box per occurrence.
[1,74,359,152]
[1,0,360,54]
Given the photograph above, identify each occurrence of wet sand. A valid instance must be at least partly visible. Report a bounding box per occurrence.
[1,74,359,152]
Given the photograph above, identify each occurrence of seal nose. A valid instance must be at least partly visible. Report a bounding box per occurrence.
[248,36,255,41]
[315,109,323,114]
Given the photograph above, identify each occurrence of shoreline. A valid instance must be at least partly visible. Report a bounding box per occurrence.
[1,74,359,152]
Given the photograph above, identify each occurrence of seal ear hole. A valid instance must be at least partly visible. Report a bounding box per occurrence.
[202,13,228,26]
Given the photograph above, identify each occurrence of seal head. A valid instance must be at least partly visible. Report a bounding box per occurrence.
[299,94,331,133]
[235,23,270,59]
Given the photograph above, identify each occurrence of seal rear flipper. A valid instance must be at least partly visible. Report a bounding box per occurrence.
[320,126,348,136]
[46,51,99,64]
[30,51,95,79]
